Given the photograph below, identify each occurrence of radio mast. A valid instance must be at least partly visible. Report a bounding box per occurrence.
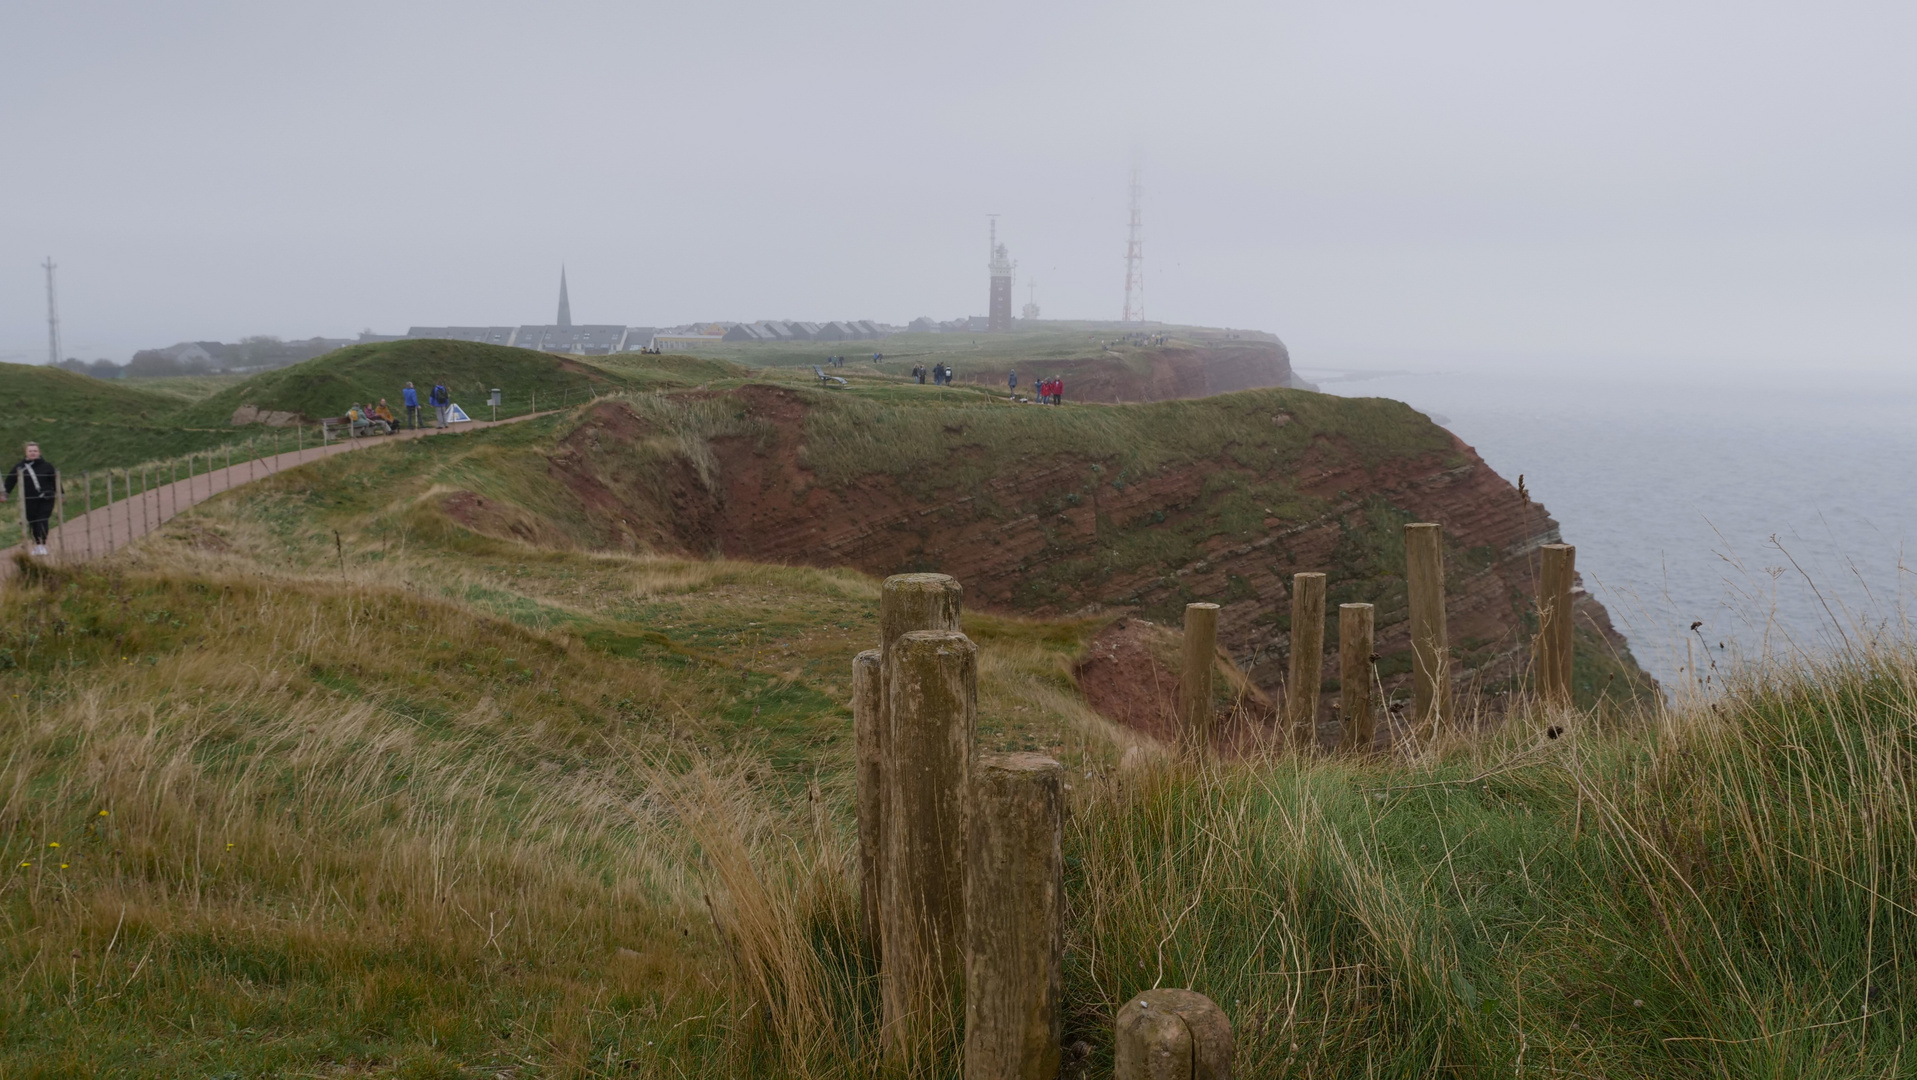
[43,258,63,366]
[1121,169,1144,323]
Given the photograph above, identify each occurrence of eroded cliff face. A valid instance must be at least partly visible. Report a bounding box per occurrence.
[534,385,1650,734]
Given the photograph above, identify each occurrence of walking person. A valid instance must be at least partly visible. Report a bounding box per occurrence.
[2,443,58,556]
[1008,368,1018,396]
[1054,376,1065,406]
[402,382,421,429]
[429,381,451,428]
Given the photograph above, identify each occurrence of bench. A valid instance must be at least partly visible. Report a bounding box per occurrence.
[321,415,392,441]
[812,365,848,387]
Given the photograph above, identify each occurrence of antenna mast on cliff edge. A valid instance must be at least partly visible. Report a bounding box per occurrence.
[42,258,62,366]
[1121,168,1144,323]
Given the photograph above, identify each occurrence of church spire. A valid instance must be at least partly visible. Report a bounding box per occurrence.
[556,266,572,329]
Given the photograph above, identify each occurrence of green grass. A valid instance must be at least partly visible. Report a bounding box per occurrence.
[0,398,1906,1076]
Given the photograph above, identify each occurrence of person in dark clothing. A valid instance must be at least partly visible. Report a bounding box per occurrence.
[429,382,451,428]
[1008,369,1018,395]
[3,443,58,555]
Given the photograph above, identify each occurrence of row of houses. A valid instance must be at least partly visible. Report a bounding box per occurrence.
[404,325,655,355]
[721,319,888,343]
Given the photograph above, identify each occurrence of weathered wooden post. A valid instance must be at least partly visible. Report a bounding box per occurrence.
[1179,603,1220,758]
[1338,603,1376,752]
[1404,522,1450,731]
[1285,572,1326,749]
[863,573,964,959]
[852,648,884,950]
[1114,989,1234,1080]
[882,628,976,1064]
[1538,543,1575,708]
[964,752,1063,1080]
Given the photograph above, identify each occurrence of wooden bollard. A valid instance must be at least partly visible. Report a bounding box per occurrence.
[1403,523,1450,731]
[1338,602,1376,752]
[852,649,884,949]
[1538,544,1575,707]
[1285,573,1326,749]
[1115,988,1234,1080]
[964,753,1063,1080]
[1179,603,1220,757]
[862,574,964,958]
[882,629,977,1063]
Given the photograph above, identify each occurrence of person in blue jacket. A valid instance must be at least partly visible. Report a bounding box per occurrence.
[429,382,451,428]
[402,382,421,429]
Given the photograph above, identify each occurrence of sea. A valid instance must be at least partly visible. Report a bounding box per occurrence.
[1301,357,1917,692]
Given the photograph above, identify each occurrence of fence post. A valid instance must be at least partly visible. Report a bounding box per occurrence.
[1338,603,1376,752]
[1538,544,1575,708]
[1115,989,1234,1080]
[882,628,976,1067]
[868,573,964,961]
[1404,522,1450,732]
[15,471,28,554]
[964,752,1064,1080]
[1286,573,1326,749]
[54,469,66,561]
[1179,603,1220,758]
[853,648,885,951]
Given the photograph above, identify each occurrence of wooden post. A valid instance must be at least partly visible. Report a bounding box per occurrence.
[1114,989,1234,1080]
[83,471,93,558]
[1286,573,1326,749]
[54,469,66,561]
[883,629,977,1065]
[852,648,885,951]
[1404,522,1450,731]
[1538,544,1575,707]
[1179,603,1220,757]
[140,466,150,536]
[867,573,964,964]
[964,752,1063,1080]
[1338,603,1376,752]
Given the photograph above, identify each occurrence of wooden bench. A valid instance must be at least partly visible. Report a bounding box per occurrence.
[321,415,392,441]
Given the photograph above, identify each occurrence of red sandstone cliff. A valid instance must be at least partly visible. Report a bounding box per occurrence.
[527,384,1650,741]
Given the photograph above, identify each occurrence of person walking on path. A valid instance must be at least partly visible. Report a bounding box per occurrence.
[1053,376,1064,406]
[429,382,451,428]
[2,443,58,556]
[402,382,421,429]
[1008,368,1018,395]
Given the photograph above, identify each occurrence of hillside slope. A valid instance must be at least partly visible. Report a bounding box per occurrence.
[431,380,1653,724]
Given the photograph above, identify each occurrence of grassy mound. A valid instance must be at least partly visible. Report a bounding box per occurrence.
[174,339,632,428]
[0,363,229,474]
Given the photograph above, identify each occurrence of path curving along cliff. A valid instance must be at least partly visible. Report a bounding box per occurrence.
[512,383,1654,730]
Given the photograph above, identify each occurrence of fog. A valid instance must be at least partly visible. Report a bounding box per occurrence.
[3,1,1912,370]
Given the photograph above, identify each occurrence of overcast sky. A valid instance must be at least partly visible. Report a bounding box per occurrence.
[2,1,1912,369]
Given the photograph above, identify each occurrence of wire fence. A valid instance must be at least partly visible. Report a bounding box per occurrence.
[6,382,599,560]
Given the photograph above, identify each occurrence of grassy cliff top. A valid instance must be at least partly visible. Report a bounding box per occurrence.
[2,422,1908,1074]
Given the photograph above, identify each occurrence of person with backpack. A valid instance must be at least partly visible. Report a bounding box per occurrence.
[402,382,421,429]
[2,443,58,556]
[429,381,451,428]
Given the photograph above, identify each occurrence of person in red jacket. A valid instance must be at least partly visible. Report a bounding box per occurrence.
[1053,376,1064,406]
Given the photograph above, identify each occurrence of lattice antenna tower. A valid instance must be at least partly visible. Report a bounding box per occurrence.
[42,257,63,366]
[1121,168,1144,323]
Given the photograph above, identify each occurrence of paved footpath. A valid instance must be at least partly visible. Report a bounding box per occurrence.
[12,412,550,570]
